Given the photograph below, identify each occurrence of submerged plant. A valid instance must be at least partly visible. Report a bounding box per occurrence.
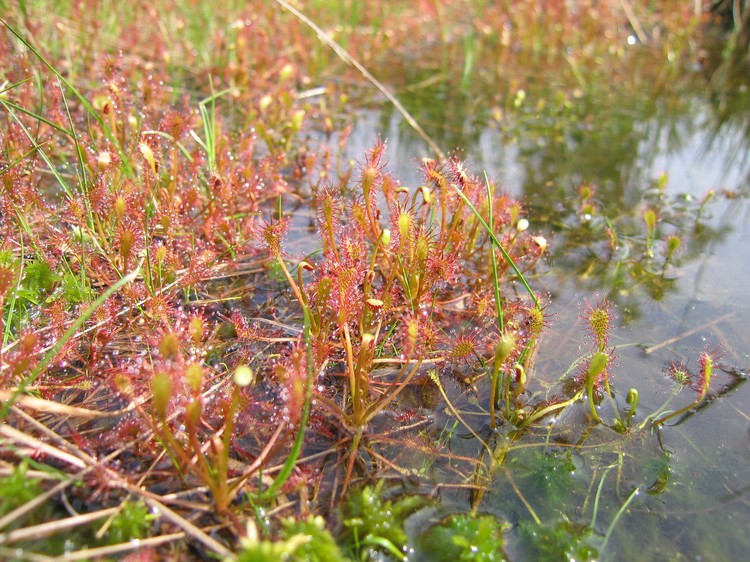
[519,519,598,562]
[420,512,508,562]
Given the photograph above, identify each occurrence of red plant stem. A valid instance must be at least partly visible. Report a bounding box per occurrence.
[340,428,363,501]
[229,422,285,497]
[365,358,424,422]
[652,384,708,427]
[272,251,305,308]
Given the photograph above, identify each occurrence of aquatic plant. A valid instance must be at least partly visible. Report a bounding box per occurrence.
[254,141,551,495]
[652,344,723,426]
[420,512,508,562]
[519,519,598,562]
[0,1,743,560]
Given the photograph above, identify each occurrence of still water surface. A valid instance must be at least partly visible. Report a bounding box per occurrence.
[337,47,750,560]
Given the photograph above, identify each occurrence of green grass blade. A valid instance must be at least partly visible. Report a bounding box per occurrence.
[450,178,540,308]
[1,97,74,136]
[0,268,141,420]
[0,76,76,138]
[1,76,33,95]
[257,305,313,500]
[59,77,89,191]
[0,143,42,175]
[484,172,504,331]
[1,98,73,198]
[1,18,134,178]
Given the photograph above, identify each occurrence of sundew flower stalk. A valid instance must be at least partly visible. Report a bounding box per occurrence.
[264,142,550,440]
[577,295,618,423]
[653,345,722,426]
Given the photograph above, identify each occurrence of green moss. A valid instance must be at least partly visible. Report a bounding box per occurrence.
[340,481,427,560]
[281,516,350,562]
[0,462,44,521]
[420,512,508,562]
[102,499,154,545]
[234,517,350,562]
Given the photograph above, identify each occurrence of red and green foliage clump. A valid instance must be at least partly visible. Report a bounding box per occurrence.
[0,1,734,560]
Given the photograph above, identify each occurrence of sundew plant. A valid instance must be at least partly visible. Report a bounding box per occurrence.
[0,1,747,561]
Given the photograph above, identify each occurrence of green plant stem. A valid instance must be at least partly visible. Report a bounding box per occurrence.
[341,322,362,424]
[651,386,707,427]
[450,180,540,308]
[341,427,363,499]
[517,391,583,429]
[489,365,501,430]
[601,486,639,556]
[485,172,504,332]
[590,464,616,530]
[486,173,504,422]
[272,253,306,310]
[587,376,603,424]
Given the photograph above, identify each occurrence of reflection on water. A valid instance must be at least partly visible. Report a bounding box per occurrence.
[338,35,750,560]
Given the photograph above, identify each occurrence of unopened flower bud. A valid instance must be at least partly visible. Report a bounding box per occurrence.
[279,63,295,83]
[97,151,112,171]
[259,95,273,114]
[234,365,255,387]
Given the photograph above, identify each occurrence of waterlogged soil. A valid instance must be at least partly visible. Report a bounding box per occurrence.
[331,37,750,561]
[3,6,750,561]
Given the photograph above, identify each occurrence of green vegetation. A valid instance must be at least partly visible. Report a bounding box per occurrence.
[0,1,748,560]
[421,513,508,561]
